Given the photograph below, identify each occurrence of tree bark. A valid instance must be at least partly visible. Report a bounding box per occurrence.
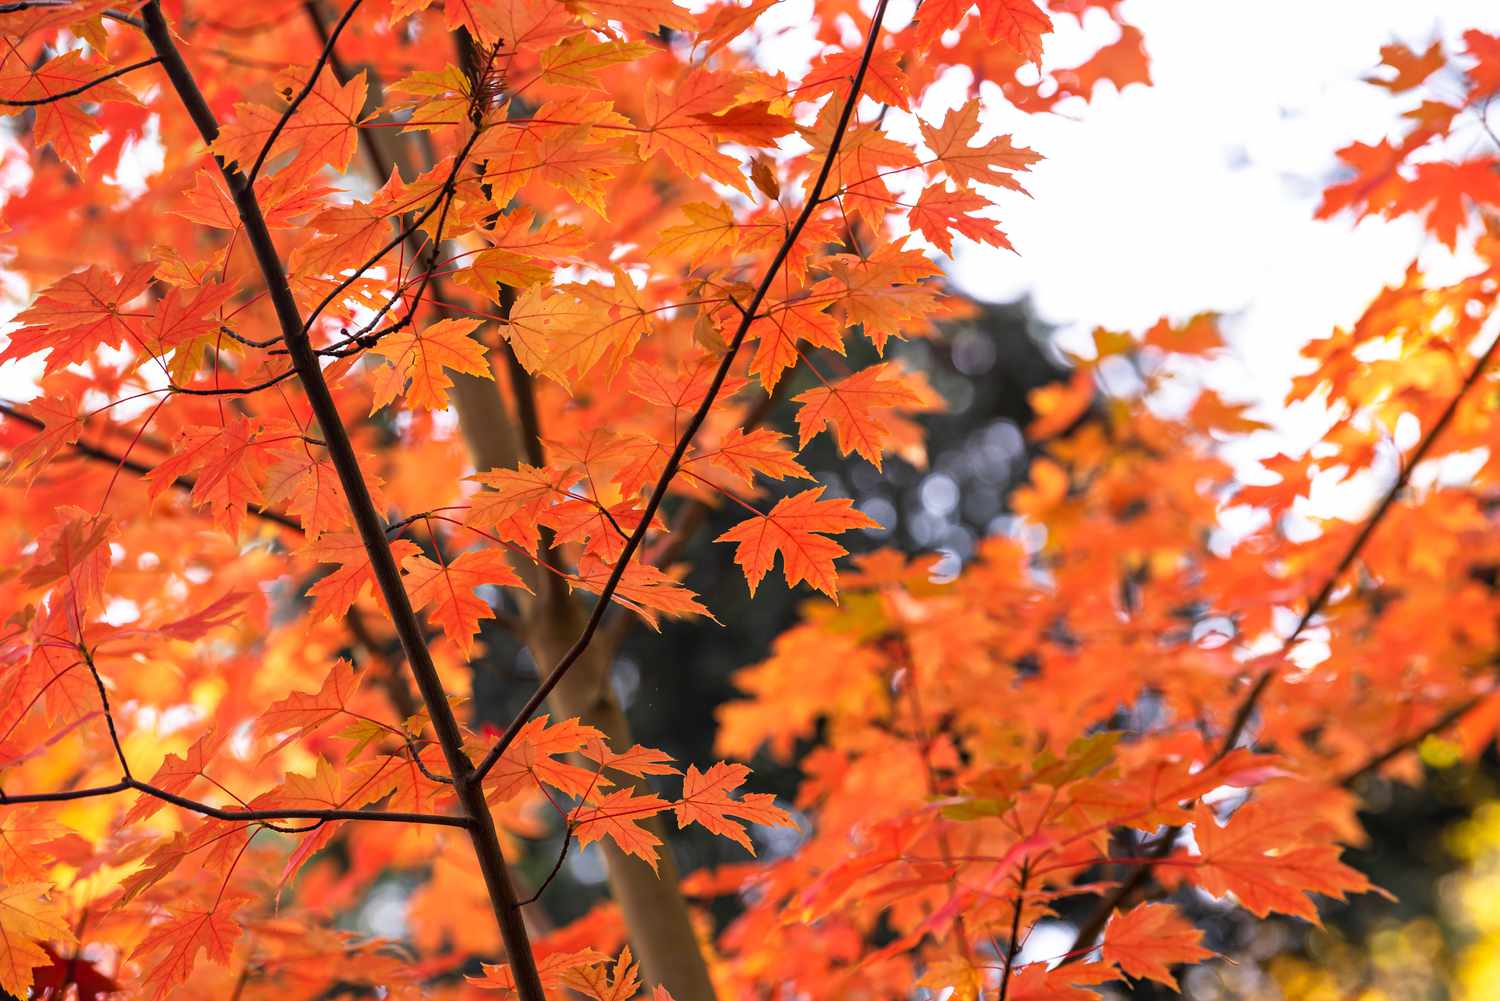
[140,7,547,999]
[302,7,720,997]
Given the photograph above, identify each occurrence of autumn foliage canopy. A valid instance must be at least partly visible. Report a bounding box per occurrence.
[0,0,1498,999]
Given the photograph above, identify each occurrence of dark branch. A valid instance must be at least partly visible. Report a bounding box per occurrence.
[0,57,160,107]
[1064,325,1500,959]
[1338,694,1486,788]
[243,0,364,187]
[139,7,546,997]
[474,0,895,783]
[0,778,470,828]
[0,401,303,531]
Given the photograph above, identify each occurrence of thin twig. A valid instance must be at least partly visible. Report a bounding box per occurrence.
[1064,326,1500,958]
[139,7,546,996]
[474,0,896,783]
[998,861,1031,1001]
[0,57,160,107]
[0,401,302,531]
[243,0,364,186]
[1337,694,1486,788]
[0,777,470,827]
[518,825,572,906]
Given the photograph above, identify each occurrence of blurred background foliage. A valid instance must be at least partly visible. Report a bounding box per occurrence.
[356,298,1497,998]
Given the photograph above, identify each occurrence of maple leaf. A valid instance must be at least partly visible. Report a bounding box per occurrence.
[0,810,76,883]
[1388,158,1500,248]
[131,899,247,999]
[469,948,612,993]
[0,882,77,998]
[481,715,609,805]
[811,251,943,351]
[125,729,226,824]
[716,487,879,597]
[792,363,924,469]
[571,788,672,868]
[1367,40,1446,93]
[1,50,143,171]
[1053,24,1153,100]
[919,99,1040,192]
[583,741,680,778]
[213,70,369,175]
[1468,29,1500,96]
[145,417,290,534]
[143,281,239,355]
[467,463,566,552]
[262,449,359,537]
[369,317,495,412]
[304,533,424,621]
[1141,312,1222,355]
[0,264,156,374]
[568,555,713,629]
[255,658,363,756]
[638,73,754,194]
[402,548,530,654]
[560,946,642,1001]
[156,591,251,641]
[1100,903,1213,989]
[675,762,795,853]
[917,955,985,1001]
[249,757,373,884]
[695,427,811,489]
[655,202,741,259]
[1005,961,1116,1001]
[539,35,653,91]
[17,507,112,596]
[0,388,84,486]
[503,284,623,388]
[909,183,1013,255]
[978,0,1051,62]
[1026,367,1095,441]
[807,47,911,110]
[690,101,797,146]
[1183,802,1375,922]
[289,167,409,278]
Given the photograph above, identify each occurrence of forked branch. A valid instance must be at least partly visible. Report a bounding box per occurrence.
[136,5,546,997]
[474,0,896,782]
[1064,325,1500,958]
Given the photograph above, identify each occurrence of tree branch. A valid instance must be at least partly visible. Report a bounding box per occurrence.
[137,7,546,998]
[0,57,160,107]
[1337,693,1487,788]
[0,401,303,531]
[0,776,470,827]
[475,0,895,783]
[243,0,363,186]
[1064,326,1500,959]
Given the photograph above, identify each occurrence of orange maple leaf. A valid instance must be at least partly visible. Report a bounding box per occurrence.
[1,264,156,373]
[674,762,795,853]
[570,788,672,868]
[1182,802,1376,922]
[0,882,76,998]
[369,317,495,412]
[303,533,424,621]
[909,183,1014,256]
[254,658,363,757]
[1100,903,1213,989]
[716,487,879,597]
[131,898,248,1000]
[792,363,923,470]
[402,547,531,654]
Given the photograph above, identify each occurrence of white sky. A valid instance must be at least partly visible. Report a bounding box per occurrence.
[944,0,1500,414]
